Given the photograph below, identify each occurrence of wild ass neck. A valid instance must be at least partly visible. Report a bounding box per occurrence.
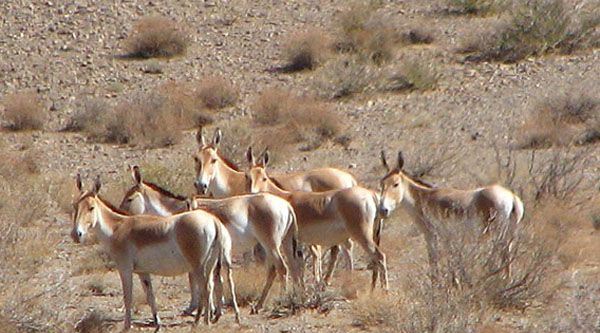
[211,163,246,197]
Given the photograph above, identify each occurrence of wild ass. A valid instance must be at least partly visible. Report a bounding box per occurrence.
[71,175,240,330]
[119,166,303,314]
[192,127,357,280]
[379,150,525,280]
[247,151,388,289]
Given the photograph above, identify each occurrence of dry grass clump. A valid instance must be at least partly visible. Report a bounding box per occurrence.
[334,3,400,65]
[351,291,401,329]
[461,0,600,63]
[385,59,440,92]
[281,29,331,72]
[446,0,506,15]
[196,76,238,109]
[75,310,114,333]
[518,93,599,149]
[2,91,45,131]
[124,16,188,59]
[224,264,263,307]
[401,27,435,45]
[317,56,377,99]
[252,89,345,152]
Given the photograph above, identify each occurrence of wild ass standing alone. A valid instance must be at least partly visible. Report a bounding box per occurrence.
[193,127,357,282]
[379,150,525,280]
[247,150,388,289]
[119,166,303,314]
[71,175,240,331]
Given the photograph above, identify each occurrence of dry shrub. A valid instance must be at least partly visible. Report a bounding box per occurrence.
[281,29,331,72]
[446,0,506,15]
[317,56,377,98]
[385,59,439,92]
[124,16,188,59]
[159,82,214,126]
[461,0,600,63]
[2,91,45,131]
[71,83,216,148]
[72,247,115,276]
[64,99,110,134]
[252,89,344,153]
[334,2,399,65]
[518,93,599,149]
[394,215,553,332]
[196,76,238,109]
[216,119,255,166]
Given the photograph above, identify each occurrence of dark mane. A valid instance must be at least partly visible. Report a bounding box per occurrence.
[216,150,241,172]
[381,168,438,189]
[269,176,286,190]
[97,195,132,216]
[143,181,187,201]
[410,175,437,189]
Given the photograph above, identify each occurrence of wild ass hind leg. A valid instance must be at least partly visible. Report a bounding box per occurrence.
[323,245,340,285]
[254,265,276,314]
[183,273,199,316]
[138,273,161,329]
[222,252,241,324]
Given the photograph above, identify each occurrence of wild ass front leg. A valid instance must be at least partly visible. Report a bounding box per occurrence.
[138,273,161,328]
[118,267,134,331]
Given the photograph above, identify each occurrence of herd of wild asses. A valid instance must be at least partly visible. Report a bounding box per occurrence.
[71,127,524,330]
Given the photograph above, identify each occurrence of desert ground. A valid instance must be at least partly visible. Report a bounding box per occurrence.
[1,0,598,332]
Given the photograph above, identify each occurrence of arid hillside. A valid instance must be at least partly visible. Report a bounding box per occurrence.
[1,0,598,332]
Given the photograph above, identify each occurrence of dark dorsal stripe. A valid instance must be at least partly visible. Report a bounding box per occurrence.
[143,181,187,201]
[97,195,132,216]
[216,150,241,172]
[269,175,286,191]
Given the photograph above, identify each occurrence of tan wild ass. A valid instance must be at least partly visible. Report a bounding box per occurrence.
[247,152,388,289]
[379,150,525,280]
[192,127,357,280]
[71,175,240,330]
[119,166,303,314]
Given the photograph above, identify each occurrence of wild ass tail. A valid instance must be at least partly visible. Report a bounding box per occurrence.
[371,190,384,246]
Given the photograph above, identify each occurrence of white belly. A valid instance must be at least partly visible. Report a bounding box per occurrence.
[299,219,349,247]
[225,220,257,255]
[133,240,191,276]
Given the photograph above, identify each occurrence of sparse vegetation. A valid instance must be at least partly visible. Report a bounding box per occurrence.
[461,0,600,63]
[124,16,188,59]
[196,76,238,109]
[281,29,331,72]
[401,27,435,45]
[252,89,344,153]
[318,56,376,98]
[518,93,599,148]
[68,83,216,148]
[2,91,45,131]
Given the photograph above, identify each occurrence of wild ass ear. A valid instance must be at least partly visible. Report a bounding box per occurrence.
[380,150,390,172]
[185,198,194,211]
[92,175,102,195]
[262,149,270,167]
[76,173,83,193]
[212,128,222,147]
[196,127,206,146]
[246,146,255,165]
[130,165,142,185]
[397,151,404,170]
